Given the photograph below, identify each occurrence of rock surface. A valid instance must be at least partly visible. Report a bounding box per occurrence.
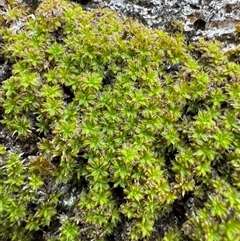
[20,0,240,49]
[82,0,240,49]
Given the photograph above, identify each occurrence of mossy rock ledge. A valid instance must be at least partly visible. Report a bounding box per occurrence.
[0,0,240,240]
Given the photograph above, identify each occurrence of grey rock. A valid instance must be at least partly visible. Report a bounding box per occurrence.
[20,0,240,48]
[0,63,11,83]
[83,0,240,48]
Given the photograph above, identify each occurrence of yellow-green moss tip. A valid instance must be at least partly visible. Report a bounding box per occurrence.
[0,0,240,240]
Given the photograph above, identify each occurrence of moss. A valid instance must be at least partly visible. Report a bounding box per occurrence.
[0,0,240,240]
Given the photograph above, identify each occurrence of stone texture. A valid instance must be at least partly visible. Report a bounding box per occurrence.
[20,0,240,49]
[83,0,240,49]
[0,63,11,83]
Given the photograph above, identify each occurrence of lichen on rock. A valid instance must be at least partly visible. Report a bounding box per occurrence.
[83,0,240,49]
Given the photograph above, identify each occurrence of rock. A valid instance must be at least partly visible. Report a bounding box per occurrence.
[83,0,240,48]
[0,63,11,83]
[20,0,240,49]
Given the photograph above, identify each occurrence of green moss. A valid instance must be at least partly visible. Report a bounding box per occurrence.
[0,0,240,240]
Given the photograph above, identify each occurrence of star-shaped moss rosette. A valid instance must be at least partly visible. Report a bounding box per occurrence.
[0,0,239,240]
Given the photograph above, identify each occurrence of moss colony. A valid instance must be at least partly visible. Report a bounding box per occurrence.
[0,0,240,240]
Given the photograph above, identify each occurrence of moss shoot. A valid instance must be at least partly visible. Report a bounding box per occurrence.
[0,0,240,240]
